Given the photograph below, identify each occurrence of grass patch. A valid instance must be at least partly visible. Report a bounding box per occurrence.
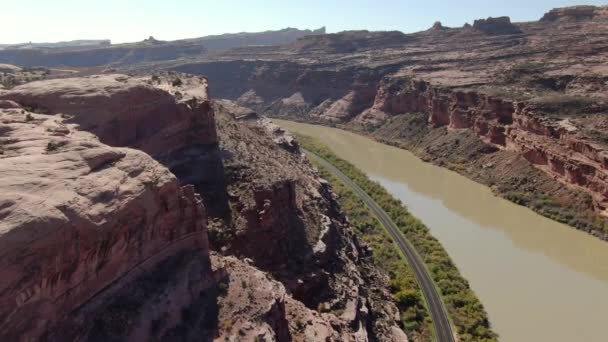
[299,134,498,342]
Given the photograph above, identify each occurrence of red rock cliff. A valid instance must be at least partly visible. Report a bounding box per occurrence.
[0,74,217,155]
[0,104,211,340]
[0,74,231,216]
[361,77,608,213]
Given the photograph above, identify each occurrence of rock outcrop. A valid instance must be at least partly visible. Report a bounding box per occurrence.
[471,16,522,35]
[0,106,211,340]
[211,100,407,340]
[0,64,49,89]
[212,255,376,342]
[0,64,22,73]
[430,21,448,31]
[0,74,217,154]
[0,74,229,216]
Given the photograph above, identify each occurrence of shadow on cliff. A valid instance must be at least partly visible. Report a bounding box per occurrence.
[39,252,223,342]
[159,144,231,219]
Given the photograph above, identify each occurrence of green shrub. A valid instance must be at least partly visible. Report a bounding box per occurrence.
[172,77,183,87]
[510,62,545,74]
[46,141,61,152]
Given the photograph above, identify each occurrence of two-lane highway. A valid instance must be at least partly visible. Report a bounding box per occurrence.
[306,150,456,342]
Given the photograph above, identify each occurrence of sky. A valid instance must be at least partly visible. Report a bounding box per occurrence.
[1,0,606,44]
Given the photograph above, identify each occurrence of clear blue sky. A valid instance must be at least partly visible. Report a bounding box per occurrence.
[1,0,606,44]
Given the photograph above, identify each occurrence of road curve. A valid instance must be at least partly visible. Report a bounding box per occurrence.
[305,150,456,342]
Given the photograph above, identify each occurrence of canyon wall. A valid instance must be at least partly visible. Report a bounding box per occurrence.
[0,103,212,340]
[159,7,608,239]
[359,77,608,213]
[211,100,407,340]
[0,74,229,216]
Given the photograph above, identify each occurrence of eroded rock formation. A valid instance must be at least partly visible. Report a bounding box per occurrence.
[471,16,521,35]
[210,100,406,340]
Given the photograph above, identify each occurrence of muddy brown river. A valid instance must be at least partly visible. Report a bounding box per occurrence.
[275,120,608,342]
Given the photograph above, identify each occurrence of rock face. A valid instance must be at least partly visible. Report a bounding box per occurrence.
[0,74,217,154]
[212,255,373,342]
[363,78,608,213]
[210,100,406,341]
[0,106,211,340]
[164,6,608,239]
[211,254,408,342]
[0,74,229,216]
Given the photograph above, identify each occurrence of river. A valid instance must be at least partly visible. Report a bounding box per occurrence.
[275,120,608,342]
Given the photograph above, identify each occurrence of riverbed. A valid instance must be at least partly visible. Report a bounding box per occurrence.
[275,119,608,342]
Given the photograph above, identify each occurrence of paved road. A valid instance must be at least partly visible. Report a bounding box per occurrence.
[306,150,456,342]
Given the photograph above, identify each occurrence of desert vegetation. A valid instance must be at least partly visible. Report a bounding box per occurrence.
[315,164,432,340]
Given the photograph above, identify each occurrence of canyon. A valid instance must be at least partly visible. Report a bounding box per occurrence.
[2,3,608,342]
[151,5,608,240]
[0,75,408,340]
